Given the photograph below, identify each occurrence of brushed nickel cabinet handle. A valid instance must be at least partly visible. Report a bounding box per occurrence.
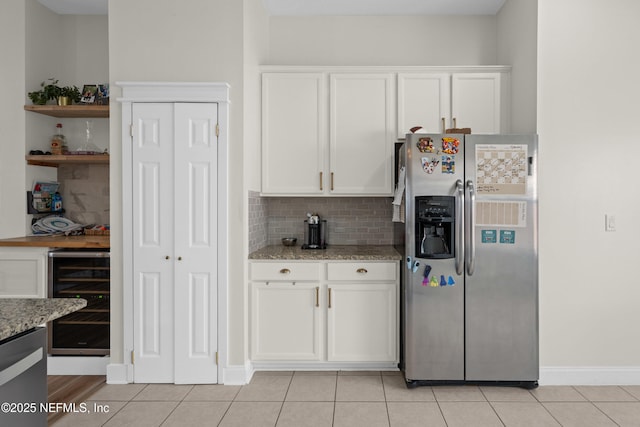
[328,287,332,309]
[442,117,445,132]
[330,172,334,191]
[453,117,457,128]
[320,172,323,191]
[356,268,368,274]
[279,268,291,274]
[315,286,319,307]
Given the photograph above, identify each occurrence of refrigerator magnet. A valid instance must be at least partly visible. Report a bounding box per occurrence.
[430,276,439,287]
[421,157,439,174]
[447,276,456,286]
[442,155,455,174]
[481,230,497,243]
[440,275,447,286]
[442,137,460,154]
[500,230,516,244]
[417,137,435,153]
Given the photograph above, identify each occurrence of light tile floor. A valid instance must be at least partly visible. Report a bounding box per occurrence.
[50,371,640,427]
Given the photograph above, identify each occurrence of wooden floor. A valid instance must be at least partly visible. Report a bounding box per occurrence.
[47,375,106,425]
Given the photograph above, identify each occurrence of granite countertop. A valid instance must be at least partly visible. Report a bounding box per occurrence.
[0,298,87,341]
[249,245,402,261]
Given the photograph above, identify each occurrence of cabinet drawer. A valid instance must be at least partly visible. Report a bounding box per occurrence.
[327,262,397,282]
[251,262,320,281]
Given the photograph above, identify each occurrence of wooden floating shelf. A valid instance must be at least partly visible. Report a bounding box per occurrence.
[24,104,109,118]
[26,154,109,167]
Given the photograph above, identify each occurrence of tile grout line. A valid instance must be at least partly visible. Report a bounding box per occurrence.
[156,384,195,427]
[478,387,507,427]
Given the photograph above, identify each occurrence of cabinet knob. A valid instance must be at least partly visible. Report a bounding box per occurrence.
[356,268,368,274]
[279,268,291,274]
[178,256,183,261]
[165,256,170,260]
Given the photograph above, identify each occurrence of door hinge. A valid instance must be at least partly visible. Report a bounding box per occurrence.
[129,124,133,137]
[215,123,219,138]
[130,350,134,365]
[215,351,218,365]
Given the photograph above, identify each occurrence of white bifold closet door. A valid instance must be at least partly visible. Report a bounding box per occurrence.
[131,102,218,384]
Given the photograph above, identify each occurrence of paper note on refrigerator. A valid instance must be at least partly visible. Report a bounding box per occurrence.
[475,144,528,195]
[476,201,527,227]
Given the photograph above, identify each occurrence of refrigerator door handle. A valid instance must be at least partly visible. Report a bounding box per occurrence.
[465,180,476,276]
[455,179,464,275]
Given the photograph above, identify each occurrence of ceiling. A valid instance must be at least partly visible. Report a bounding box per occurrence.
[37,0,507,16]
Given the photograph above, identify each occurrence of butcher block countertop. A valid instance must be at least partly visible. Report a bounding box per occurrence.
[0,235,109,249]
[0,298,87,341]
[249,245,402,261]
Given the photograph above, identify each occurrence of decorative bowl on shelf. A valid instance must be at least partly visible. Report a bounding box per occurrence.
[281,237,297,247]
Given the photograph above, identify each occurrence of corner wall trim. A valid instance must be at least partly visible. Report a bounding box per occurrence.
[223,363,254,385]
[540,366,640,385]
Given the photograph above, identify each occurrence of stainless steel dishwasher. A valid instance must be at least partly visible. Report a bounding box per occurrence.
[0,327,47,427]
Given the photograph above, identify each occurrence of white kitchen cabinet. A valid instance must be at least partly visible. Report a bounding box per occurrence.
[261,72,394,196]
[451,73,505,134]
[120,82,229,385]
[326,262,397,362]
[249,260,398,365]
[261,73,327,195]
[397,73,451,137]
[329,74,395,195]
[0,248,48,298]
[327,283,397,362]
[397,70,509,137]
[250,262,321,361]
[251,282,322,360]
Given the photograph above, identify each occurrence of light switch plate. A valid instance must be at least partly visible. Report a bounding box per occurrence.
[605,214,616,232]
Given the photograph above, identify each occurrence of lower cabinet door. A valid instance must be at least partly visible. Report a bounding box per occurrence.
[327,284,397,362]
[251,282,322,360]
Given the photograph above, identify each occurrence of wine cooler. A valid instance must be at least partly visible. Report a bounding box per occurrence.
[48,249,110,355]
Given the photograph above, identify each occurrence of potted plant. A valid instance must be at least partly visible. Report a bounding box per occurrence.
[28,78,60,105]
[58,85,81,105]
[28,79,81,105]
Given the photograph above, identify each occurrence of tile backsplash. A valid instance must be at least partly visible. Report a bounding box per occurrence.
[248,192,394,250]
[57,164,109,226]
[248,191,268,253]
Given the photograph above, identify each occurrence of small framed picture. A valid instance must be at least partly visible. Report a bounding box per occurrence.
[80,84,98,104]
[96,84,109,105]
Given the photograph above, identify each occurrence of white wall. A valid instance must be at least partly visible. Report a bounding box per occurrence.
[538,0,640,381]
[268,15,498,66]
[108,0,247,369]
[0,0,27,239]
[243,0,270,368]
[497,0,537,133]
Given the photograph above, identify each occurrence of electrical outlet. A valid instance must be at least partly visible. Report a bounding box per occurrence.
[605,214,616,232]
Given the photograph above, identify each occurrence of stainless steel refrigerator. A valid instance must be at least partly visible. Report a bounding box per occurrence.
[397,133,538,389]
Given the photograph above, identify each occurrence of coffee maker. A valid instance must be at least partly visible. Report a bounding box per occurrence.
[302,213,327,249]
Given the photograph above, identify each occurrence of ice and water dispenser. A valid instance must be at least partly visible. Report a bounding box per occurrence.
[414,196,455,259]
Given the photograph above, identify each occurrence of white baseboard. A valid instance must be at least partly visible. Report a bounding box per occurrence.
[251,361,399,372]
[106,363,130,384]
[47,356,109,375]
[540,366,640,385]
[223,362,254,385]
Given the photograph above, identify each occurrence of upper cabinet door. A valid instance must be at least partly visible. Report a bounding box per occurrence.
[397,73,451,137]
[451,73,505,134]
[261,73,327,195]
[329,73,395,196]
